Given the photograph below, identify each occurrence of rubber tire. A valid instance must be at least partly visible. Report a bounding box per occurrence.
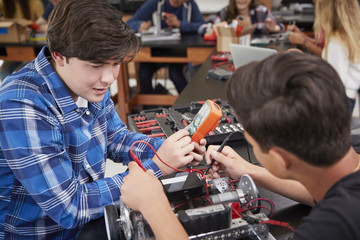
[104,205,123,240]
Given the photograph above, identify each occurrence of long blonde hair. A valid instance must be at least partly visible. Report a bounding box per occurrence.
[314,0,360,62]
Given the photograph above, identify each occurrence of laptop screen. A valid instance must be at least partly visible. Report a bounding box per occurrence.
[229,44,277,69]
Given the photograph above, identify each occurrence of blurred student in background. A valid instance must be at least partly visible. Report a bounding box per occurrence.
[35,0,61,33]
[0,0,44,82]
[287,23,323,57]
[287,0,323,57]
[200,0,284,36]
[127,0,204,95]
[314,0,360,115]
[0,0,43,22]
[288,0,360,115]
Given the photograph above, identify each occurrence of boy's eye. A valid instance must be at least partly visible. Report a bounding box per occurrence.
[90,64,103,68]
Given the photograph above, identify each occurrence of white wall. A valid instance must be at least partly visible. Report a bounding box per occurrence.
[195,0,229,14]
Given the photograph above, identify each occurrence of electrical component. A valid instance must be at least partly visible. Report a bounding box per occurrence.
[104,174,273,240]
[187,100,223,143]
[177,204,232,235]
[207,68,233,81]
[160,172,205,202]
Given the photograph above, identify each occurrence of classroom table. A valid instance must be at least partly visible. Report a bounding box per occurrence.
[175,39,312,240]
[174,39,293,106]
[0,41,44,61]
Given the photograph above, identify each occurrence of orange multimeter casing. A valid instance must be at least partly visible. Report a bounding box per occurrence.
[187,100,223,143]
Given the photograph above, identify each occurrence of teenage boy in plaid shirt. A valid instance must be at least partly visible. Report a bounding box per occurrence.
[0,0,206,239]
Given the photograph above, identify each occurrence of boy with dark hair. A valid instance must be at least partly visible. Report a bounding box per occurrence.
[121,52,360,239]
[0,0,205,239]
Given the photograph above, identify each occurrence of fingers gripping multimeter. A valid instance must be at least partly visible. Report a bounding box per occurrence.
[187,100,223,142]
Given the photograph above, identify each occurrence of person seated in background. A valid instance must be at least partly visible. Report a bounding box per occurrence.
[313,0,360,116]
[0,0,206,238]
[121,52,360,239]
[34,0,61,33]
[287,23,323,57]
[286,0,323,57]
[200,0,284,36]
[0,0,43,22]
[0,0,44,82]
[127,0,204,95]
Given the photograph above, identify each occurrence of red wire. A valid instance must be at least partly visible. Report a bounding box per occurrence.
[131,141,290,232]
[229,179,235,191]
[260,220,295,232]
[130,140,212,209]
[130,140,186,173]
[130,141,147,172]
[190,168,205,177]
[245,205,271,215]
[242,197,275,218]
[204,195,213,205]
[173,202,186,209]
[130,140,286,231]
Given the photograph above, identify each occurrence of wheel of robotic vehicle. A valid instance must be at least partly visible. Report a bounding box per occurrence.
[119,201,133,240]
[239,174,260,213]
[104,205,123,240]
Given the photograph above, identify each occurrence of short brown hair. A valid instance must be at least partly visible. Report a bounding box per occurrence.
[47,0,140,63]
[226,52,351,166]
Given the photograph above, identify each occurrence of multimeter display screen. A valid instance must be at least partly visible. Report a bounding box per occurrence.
[188,102,210,137]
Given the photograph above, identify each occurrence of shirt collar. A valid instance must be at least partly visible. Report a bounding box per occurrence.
[35,46,80,115]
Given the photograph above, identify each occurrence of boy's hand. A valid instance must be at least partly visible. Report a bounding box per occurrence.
[121,162,166,212]
[187,138,207,166]
[153,129,194,175]
[205,145,255,179]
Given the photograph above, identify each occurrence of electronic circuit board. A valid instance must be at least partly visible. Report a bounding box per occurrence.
[127,99,244,144]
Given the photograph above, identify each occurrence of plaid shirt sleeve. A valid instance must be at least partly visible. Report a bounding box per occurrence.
[0,47,165,238]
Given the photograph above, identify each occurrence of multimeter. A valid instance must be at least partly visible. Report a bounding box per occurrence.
[187,100,223,143]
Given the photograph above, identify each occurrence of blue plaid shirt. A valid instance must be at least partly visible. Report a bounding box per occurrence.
[0,46,164,239]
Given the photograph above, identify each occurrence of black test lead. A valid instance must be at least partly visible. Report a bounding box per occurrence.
[204,132,235,175]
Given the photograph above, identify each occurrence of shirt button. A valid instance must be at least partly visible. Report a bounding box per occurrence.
[86,110,90,115]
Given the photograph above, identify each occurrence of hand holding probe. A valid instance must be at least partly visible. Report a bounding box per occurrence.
[204,132,234,175]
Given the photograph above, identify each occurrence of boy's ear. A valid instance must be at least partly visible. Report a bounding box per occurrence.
[51,52,66,66]
[269,147,292,170]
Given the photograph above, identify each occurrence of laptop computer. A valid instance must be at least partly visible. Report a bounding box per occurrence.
[229,43,277,69]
